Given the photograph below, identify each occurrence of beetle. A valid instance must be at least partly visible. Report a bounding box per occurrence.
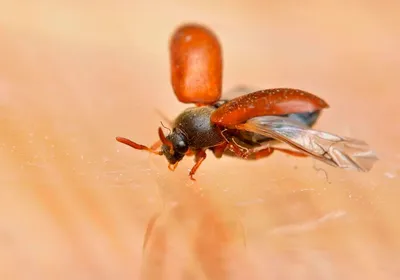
[116,23,378,180]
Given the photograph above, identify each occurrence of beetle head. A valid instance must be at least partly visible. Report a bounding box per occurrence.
[158,127,188,165]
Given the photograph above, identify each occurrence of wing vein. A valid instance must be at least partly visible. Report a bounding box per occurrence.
[236,116,378,172]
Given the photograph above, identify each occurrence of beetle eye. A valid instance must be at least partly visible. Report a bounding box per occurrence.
[175,140,188,153]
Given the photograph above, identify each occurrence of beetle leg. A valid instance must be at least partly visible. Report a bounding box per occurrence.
[273,147,309,157]
[231,138,250,157]
[189,150,207,181]
[211,142,229,158]
[185,149,196,156]
[168,162,179,171]
[116,137,163,155]
[155,109,173,127]
[220,129,251,159]
[242,146,274,160]
[244,146,308,160]
[220,131,246,158]
[229,144,245,157]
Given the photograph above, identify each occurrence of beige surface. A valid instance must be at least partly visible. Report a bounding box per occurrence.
[0,1,399,279]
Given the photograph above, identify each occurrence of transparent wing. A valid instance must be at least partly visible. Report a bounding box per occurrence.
[236,116,378,172]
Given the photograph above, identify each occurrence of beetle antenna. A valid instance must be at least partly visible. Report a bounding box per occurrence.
[116,136,163,155]
[155,109,173,127]
[160,121,172,135]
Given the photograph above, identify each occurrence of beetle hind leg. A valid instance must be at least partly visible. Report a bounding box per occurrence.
[244,146,308,160]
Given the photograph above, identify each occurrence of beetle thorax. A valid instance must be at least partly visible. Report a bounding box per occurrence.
[173,106,225,149]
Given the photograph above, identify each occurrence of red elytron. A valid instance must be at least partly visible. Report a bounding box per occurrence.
[116,24,378,180]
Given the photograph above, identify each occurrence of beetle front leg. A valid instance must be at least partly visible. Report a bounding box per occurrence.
[189,150,207,181]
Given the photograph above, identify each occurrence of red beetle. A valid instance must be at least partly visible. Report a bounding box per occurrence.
[117,24,378,180]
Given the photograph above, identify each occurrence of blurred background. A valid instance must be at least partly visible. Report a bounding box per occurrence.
[0,1,399,279]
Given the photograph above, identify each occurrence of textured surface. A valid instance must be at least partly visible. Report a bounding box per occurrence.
[0,1,399,279]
